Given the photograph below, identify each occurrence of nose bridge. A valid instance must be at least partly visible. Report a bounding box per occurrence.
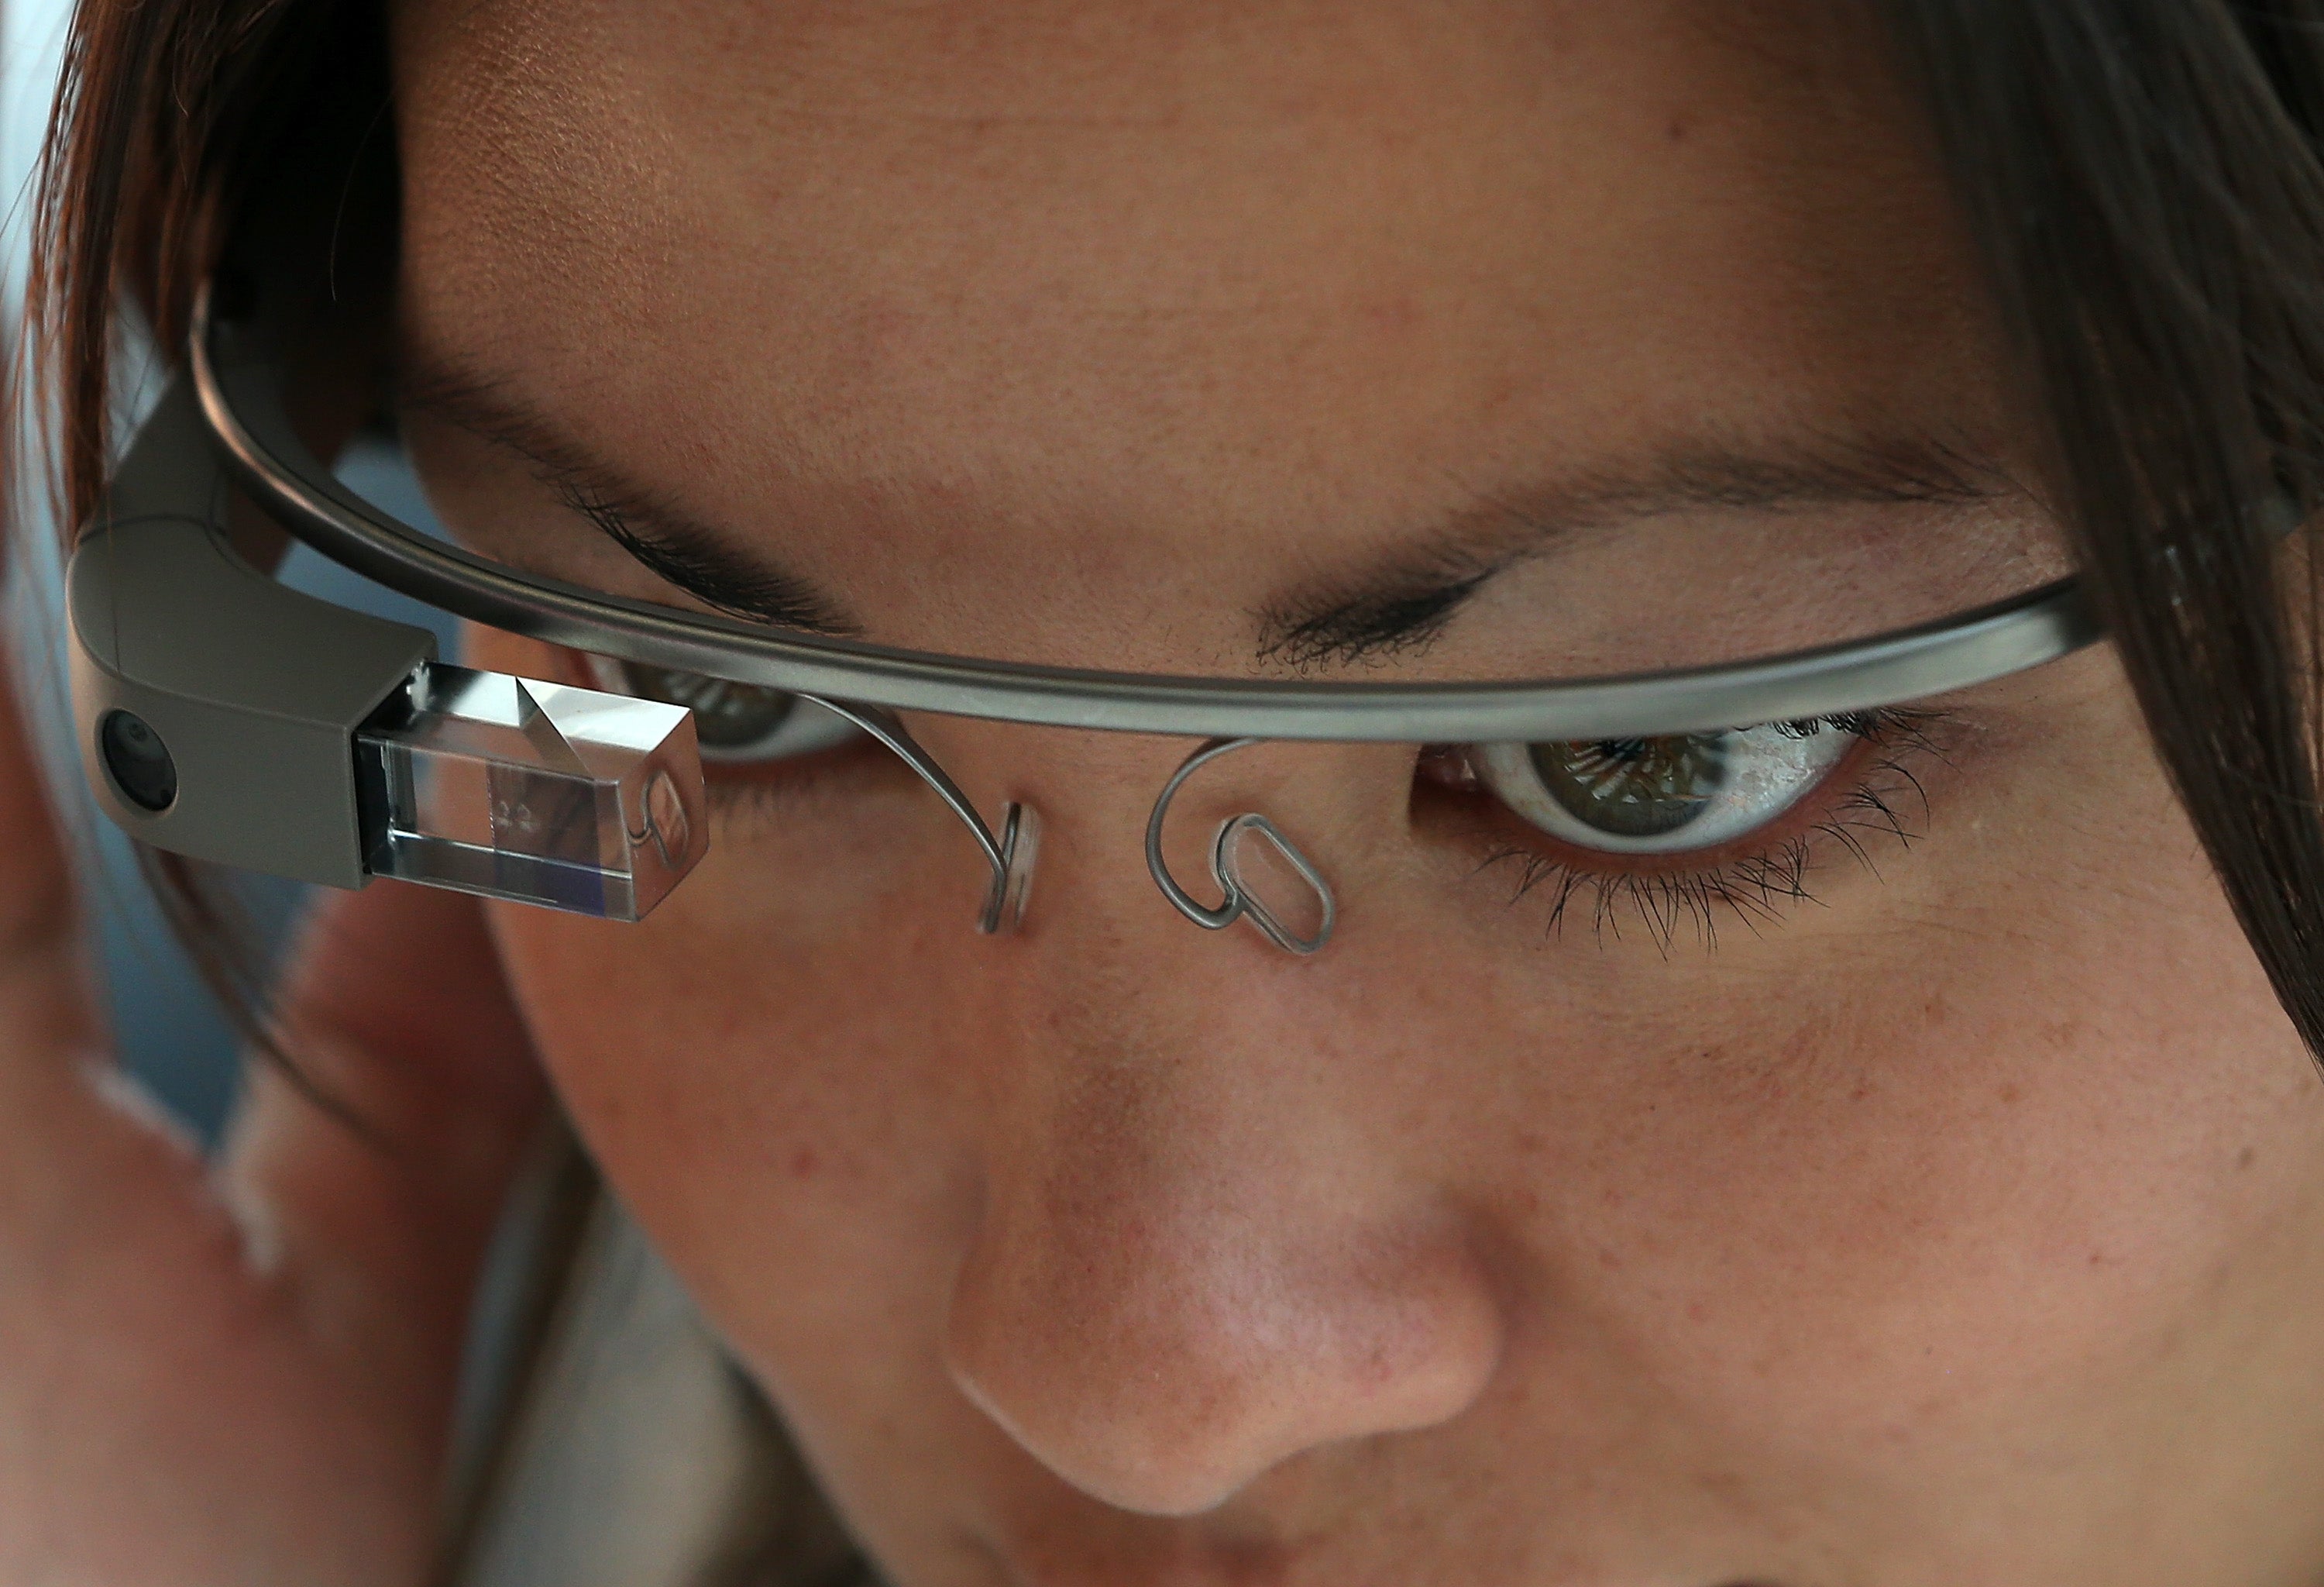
[920,727,1504,1516]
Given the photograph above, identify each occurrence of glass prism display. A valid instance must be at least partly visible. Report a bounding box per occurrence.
[356,663,708,921]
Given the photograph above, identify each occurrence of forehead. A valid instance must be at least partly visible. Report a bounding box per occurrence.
[390,0,2009,659]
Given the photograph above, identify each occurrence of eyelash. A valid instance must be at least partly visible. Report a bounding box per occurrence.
[1439,707,1950,953]
[698,736,901,824]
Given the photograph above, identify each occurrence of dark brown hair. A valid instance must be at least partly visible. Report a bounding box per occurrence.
[19,0,2324,1066]
[1887,2,2324,1061]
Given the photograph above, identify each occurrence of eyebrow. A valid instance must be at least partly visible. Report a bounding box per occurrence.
[401,361,2012,670]
[1254,429,2017,670]
[397,362,862,636]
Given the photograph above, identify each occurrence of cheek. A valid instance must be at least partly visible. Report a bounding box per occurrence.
[1521,791,2324,1492]
[489,865,974,1231]
[457,623,1020,1423]
[479,797,1016,1401]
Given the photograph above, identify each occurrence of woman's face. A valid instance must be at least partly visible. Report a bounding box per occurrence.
[392,2,2324,1582]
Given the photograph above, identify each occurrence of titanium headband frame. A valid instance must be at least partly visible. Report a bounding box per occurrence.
[191,291,2104,747]
[67,272,2109,944]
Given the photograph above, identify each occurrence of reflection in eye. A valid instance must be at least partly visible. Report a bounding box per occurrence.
[587,658,865,763]
[1472,720,1857,855]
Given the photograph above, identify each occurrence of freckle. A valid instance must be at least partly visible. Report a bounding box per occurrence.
[2239,1146,2257,1170]
[1357,293,1422,332]
[1666,113,1691,142]
[789,1146,819,1178]
[1998,1084,2022,1105]
[2088,1248,2109,1267]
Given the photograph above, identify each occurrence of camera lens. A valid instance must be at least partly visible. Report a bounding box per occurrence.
[100,710,177,812]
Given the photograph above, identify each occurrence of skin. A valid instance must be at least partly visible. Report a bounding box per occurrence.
[8,2,2324,1584]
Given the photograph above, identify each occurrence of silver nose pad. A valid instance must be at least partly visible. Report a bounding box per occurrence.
[1146,738,1336,955]
[1212,811,1333,954]
[979,800,1041,935]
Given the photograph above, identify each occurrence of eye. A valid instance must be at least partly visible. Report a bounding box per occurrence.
[586,658,865,763]
[1470,721,1858,855]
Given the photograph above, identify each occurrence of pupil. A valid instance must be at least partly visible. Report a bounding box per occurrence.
[1529,732,1729,838]
[621,663,798,750]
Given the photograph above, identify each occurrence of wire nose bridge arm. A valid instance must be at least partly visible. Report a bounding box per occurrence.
[804,698,1037,935]
[1144,738,1336,956]
[813,712,1334,955]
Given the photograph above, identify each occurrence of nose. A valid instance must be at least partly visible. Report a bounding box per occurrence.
[943,1041,1507,1516]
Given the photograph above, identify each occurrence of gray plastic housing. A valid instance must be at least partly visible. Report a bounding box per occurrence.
[68,379,437,890]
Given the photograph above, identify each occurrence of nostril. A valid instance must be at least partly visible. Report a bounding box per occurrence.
[947,1342,1298,1516]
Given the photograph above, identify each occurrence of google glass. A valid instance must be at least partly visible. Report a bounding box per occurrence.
[66,267,2103,952]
